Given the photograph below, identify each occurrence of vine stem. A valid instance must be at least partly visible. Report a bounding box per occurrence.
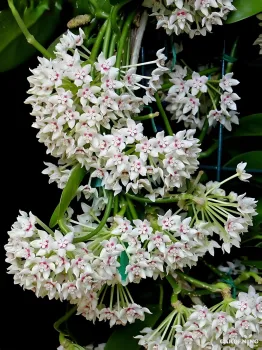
[7,0,54,59]
[155,92,173,136]
[130,11,148,67]
[54,305,77,334]
[116,11,136,70]
[89,20,108,63]
[125,196,139,219]
[73,191,113,243]
[176,271,221,292]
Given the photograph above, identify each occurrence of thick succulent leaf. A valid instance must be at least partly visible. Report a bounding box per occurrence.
[231,114,262,137]
[50,164,86,227]
[226,0,262,23]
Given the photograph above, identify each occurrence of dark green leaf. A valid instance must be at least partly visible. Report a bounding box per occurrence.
[49,164,86,227]
[224,151,262,184]
[226,0,262,23]
[231,114,262,137]
[242,260,262,269]
[105,305,162,350]
[0,1,62,72]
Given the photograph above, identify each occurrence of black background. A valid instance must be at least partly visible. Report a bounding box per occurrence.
[1,12,262,350]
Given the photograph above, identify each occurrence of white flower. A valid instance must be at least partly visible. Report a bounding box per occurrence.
[186,72,208,95]
[220,92,240,111]
[52,230,75,256]
[236,162,252,182]
[219,73,239,93]
[147,232,171,253]
[30,230,54,256]
[94,52,117,75]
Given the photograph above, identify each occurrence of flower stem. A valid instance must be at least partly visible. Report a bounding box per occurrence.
[73,191,113,242]
[199,141,219,159]
[7,0,54,59]
[155,92,173,136]
[58,219,71,234]
[133,112,159,121]
[35,217,55,236]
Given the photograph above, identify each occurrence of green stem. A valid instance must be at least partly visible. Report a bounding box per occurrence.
[7,0,54,59]
[73,191,113,242]
[35,217,55,236]
[125,196,139,220]
[202,260,227,278]
[234,272,262,285]
[108,33,117,57]
[116,11,136,70]
[113,195,119,216]
[198,141,218,159]
[199,118,209,143]
[199,67,220,76]
[102,18,112,58]
[54,305,77,334]
[133,112,159,121]
[155,92,173,136]
[110,0,131,35]
[158,284,164,310]
[176,271,220,292]
[166,275,181,292]
[225,38,239,74]
[58,219,71,234]
[83,19,98,43]
[89,20,108,63]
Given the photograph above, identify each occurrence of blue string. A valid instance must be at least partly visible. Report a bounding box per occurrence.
[220,273,237,298]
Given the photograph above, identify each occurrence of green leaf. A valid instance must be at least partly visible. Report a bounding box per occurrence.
[105,305,162,350]
[226,0,262,23]
[242,260,262,269]
[49,164,86,227]
[224,151,262,184]
[0,1,62,72]
[231,114,262,137]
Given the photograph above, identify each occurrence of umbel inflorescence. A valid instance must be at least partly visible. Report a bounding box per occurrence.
[5,3,261,349]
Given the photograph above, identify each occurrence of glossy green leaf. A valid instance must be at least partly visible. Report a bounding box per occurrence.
[105,305,162,350]
[231,114,262,137]
[50,164,86,227]
[226,0,262,23]
[0,1,62,72]
[224,151,262,184]
[242,260,262,269]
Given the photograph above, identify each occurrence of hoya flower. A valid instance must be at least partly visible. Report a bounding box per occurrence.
[30,230,54,256]
[52,230,75,256]
[94,52,116,74]
[186,72,208,95]
[219,72,239,93]
[236,162,252,182]
[230,286,257,318]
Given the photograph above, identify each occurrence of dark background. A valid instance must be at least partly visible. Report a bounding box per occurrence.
[1,13,262,350]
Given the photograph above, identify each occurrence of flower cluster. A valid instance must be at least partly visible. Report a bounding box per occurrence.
[136,286,262,349]
[165,65,240,131]
[143,0,236,37]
